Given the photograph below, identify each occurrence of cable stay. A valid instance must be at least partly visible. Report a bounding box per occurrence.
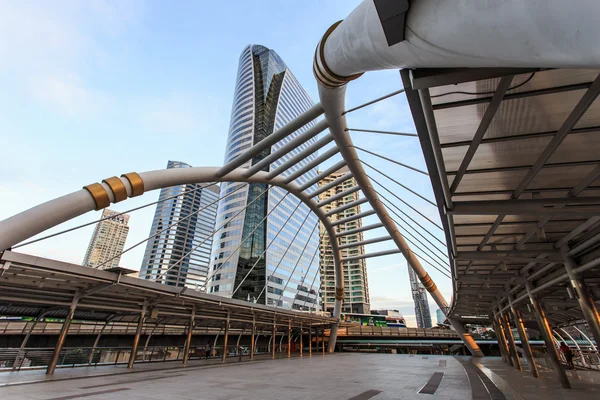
[343,88,406,115]
[351,145,428,176]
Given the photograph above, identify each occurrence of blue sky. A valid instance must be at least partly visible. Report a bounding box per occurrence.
[0,0,450,327]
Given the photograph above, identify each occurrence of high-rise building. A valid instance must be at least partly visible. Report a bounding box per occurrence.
[207,45,320,311]
[408,266,433,328]
[318,166,370,314]
[83,209,130,270]
[140,161,219,288]
[436,308,445,325]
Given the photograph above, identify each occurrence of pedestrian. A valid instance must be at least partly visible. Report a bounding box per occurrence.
[559,342,575,370]
[205,342,212,359]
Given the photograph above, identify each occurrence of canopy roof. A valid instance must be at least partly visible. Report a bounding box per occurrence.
[402,68,600,325]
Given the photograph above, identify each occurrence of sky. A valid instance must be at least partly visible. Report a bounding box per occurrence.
[0,0,450,328]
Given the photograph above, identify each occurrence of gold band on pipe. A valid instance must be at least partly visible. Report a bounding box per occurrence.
[121,172,144,197]
[83,183,111,210]
[420,273,438,293]
[102,177,127,203]
[335,287,344,301]
[314,21,363,88]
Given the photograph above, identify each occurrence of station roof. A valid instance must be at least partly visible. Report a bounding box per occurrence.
[0,251,334,330]
[402,68,600,325]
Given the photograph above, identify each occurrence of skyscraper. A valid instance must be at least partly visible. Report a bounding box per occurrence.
[408,266,433,328]
[207,45,320,311]
[140,161,219,288]
[83,209,130,270]
[318,166,370,314]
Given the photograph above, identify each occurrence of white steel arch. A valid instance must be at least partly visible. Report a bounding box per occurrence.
[0,167,344,351]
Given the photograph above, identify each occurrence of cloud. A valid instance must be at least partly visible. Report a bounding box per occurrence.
[132,93,228,138]
[28,74,111,117]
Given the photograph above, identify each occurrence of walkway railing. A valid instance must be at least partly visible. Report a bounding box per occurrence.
[0,344,314,371]
[330,326,460,338]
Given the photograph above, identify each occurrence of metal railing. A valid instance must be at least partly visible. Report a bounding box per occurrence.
[0,344,308,371]
[330,326,460,338]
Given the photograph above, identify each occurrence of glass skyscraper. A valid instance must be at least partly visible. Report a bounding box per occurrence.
[207,45,321,311]
[140,160,219,289]
[408,266,433,328]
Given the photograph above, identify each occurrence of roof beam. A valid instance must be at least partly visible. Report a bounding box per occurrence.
[266,133,335,180]
[338,235,392,250]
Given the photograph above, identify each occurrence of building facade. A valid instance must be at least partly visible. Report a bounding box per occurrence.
[436,308,445,325]
[408,266,433,328]
[140,160,219,289]
[318,166,370,314]
[207,45,320,311]
[83,209,130,270]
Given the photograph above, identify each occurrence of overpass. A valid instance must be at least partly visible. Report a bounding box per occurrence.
[1,0,600,397]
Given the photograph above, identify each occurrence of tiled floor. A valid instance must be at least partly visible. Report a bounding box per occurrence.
[0,353,598,399]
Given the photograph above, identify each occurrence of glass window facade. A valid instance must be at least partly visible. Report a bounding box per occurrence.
[207,45,321,311]
[139,160,219,289]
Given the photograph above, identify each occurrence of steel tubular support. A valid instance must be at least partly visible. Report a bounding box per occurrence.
[272,316,276,360]
[287,321,292,358]
[127,302,147,369]
[15,314,44,369]
[321,329,325,354]
[250,314,256,361]
[309,324,312,357]
[222,311,230,363]
[502,312,523,370]
[318,82,483,357]
[494,315,511,365]
[526,282,571,389]
[47,295,79,375]
[561,246,600,347]
[300,323,303,357]
[183,306,195,366]
[509,299,539,377]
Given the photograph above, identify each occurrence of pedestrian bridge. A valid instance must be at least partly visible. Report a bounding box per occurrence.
[2,0,600,397]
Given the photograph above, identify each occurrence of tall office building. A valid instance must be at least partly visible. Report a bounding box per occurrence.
[408,266,433,328]
[318,166,370,314]
[207,45,320,311]
[83,209,130,270]
[140,161,219,288]
[436,309,445,325]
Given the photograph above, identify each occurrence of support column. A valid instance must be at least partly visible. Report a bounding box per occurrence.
[127,302,147,369]
[222,311,230,363]
[250,314,255,361]
[502,312,522,370]
[309,323,312,357]
[526,282,571,389]
[47,295,79,375]
[300,323,303,357]
[493,316,510,365]
[509,298,539,377]
[272,315,276,360]
[287,321,291,358]
[15,314,44,369]
[561,247,600,347]
[183,306,195,366]
[321,328,325,354]
[88,322,109,365]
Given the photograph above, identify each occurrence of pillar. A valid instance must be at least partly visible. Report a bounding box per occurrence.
[287,321,291,358]
[88,322,109,365]
[250,314,255,361]
[272,316,276,360]
[127,302,147,369]
[309,324,312,357]
[561,247,600,347]
[526,282,571,389]
[300,323,303,357]
[502,312,522,370]
[15,314,43,369]
[321,328,325,354]
[47,295,79,375]
[509,298,539,377]
[222,311,230,363]
[183,306,195,366]
[493,316,510,365]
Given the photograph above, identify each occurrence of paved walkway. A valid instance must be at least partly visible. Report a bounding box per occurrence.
[0,353,598,399]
